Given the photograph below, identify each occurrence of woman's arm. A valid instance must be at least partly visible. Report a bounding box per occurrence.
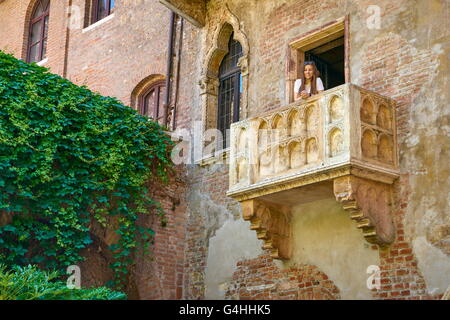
[294,79,301,100]
[317,78,325,93]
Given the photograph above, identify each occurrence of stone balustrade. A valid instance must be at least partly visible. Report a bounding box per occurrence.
[228,83,398,199]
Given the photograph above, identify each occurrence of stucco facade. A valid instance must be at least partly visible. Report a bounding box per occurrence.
[0,0,448,299]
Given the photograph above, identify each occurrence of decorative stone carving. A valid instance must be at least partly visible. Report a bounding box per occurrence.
[288,109,303,136]
[236,157,248,183]
[288,140,304,169]
[259,148,273,178]
[361,97,376,124]
[361,129,377,159]
[306,137,319,164]
[275,145,289,173]
[378,134,394,164]
[377,104,392,130]
[237,55,248,76]
[329,95,344,123]
[329,128,344,157]
[241,199,292,259]
[198,76,219,95]
[305,103,319,134]
[359,93,396,166]
[333,175,395,245]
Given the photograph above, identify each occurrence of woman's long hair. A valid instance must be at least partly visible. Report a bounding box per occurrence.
[299,61,320,95]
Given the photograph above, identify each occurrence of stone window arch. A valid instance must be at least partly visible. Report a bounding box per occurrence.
[199,20,249,160]
[131,74,167,125]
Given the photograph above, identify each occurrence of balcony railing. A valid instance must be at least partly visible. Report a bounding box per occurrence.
[226,83,399,259]
[228,83,398,198]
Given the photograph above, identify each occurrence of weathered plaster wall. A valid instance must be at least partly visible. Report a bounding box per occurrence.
[204,218,263,299]
[286,198,380,299]
[182,0,449,300]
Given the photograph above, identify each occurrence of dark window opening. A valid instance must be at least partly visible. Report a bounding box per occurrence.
[138,81,166,125]
[217,33,243,149]
[91,0,115,24]
[27,0,50,63]
[304,36,345,90]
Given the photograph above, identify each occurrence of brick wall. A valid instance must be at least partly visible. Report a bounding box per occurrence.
[225,253,341,300]
[1,0,448,300]
[0,0,190,300]
[183,0,448,300]
[360,33,443,300]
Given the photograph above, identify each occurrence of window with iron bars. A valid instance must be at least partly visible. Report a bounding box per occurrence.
[217,33,243,150]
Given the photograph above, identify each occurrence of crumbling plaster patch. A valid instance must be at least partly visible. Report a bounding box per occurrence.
[413,236,450,295]
[284,198,380,300]
[204,218,263,299]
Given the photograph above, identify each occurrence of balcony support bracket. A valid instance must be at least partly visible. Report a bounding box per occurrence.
[241,199,292,259]
[333,175,395,246]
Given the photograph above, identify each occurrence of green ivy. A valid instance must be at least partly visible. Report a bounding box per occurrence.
[0,51,173,288]
[0,264,126,300]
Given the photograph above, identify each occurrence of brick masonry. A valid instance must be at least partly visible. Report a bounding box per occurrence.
[0,0,448,299]
[225,253,341,300]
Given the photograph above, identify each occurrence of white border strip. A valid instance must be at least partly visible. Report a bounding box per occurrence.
[82,13,115,33]
[36,58,48,66]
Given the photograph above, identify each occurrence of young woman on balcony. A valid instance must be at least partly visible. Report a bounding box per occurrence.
[294,61,324,100]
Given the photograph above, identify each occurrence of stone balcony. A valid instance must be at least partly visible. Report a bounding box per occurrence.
[227,83,399,259]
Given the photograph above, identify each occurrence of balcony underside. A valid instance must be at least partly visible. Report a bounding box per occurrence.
[159,0,206,27]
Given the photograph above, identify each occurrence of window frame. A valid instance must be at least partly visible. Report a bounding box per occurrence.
[91,0,115,24]
[286,16,350,104]
[26,0,50,63]
[217,36,243,150]
[138,80,166,124]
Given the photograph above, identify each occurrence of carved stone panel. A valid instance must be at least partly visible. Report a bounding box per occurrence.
[329,128,344,157]
[361,129,378,159]
[329,95,344,123]
[305,137,319,164]
[359,93,396,166]
[377,104,392,130]
[361,97,376,125]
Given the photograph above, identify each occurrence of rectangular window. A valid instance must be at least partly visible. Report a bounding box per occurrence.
[91,0,114,24]
[286,17,349,103]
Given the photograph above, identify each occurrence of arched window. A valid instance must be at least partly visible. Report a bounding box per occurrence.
[217,33,243,149]
[91,0,115,24]
[138,81,166,124]
[27,0,50,63]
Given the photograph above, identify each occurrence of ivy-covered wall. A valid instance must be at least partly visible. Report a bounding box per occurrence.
[0,51,175,290]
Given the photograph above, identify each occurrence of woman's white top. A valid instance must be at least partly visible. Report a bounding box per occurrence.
[294,78,324,94]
